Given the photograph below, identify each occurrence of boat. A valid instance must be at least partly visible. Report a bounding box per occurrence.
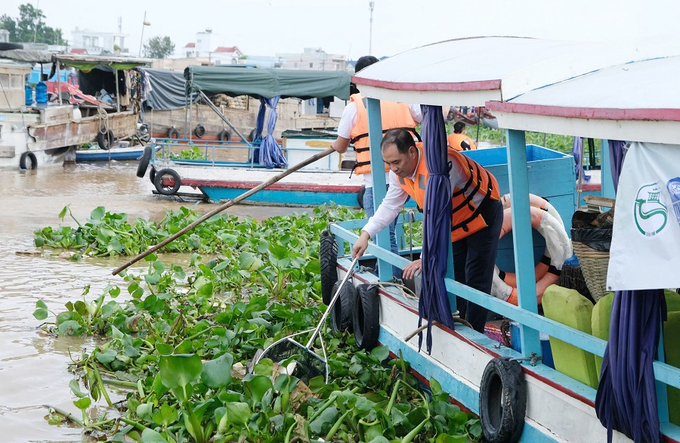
[74,144,157,162]
[321,36,680,442]
[143,66,366,207]
[0,50,150,170]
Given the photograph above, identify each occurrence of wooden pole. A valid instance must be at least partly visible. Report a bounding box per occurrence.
[112,147,335,275]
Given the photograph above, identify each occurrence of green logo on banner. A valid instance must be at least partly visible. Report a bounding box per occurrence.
[634,182,668,237]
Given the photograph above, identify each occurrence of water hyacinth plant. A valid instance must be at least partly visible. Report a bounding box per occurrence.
[33,205,478,442]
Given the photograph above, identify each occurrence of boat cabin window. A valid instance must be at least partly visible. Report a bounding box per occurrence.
[10,74,22,89]
[0,73,9,89]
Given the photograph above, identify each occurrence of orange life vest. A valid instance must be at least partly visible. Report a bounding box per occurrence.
[350,93,417,175]
[397,144,500,242]
[447,133,477,151]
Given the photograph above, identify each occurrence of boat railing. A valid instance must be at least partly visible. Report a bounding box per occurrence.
[149,137,343,171]
[329,215,680,417]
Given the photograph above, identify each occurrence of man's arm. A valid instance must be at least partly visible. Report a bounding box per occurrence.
[354,173,409,257]
[331,102,357,154]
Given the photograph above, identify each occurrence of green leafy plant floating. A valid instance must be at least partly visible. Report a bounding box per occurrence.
[36,258,480,441]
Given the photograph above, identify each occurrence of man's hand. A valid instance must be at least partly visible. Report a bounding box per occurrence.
[352,231,371,259]
[402,258,422,279]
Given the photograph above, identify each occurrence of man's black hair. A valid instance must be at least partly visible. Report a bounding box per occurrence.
[381,128,416,155]
[453,121,466,134]
[355,55,379,73]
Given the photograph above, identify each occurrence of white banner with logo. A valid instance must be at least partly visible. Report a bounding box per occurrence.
[607,142,680,291]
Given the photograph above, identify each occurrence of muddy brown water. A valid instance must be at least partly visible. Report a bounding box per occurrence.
[0,160,312,442]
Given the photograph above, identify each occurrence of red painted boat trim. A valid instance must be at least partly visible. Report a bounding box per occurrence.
[487,101,680,122]
[581,183,602,191]
[180,179,362,193]
[354,77,501,92]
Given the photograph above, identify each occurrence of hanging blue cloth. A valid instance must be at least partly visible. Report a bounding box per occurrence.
[595,140,664,443]
[572,137,591,183]
[252,96,287,168]
[418,105,456,353]
[595,289,665,443]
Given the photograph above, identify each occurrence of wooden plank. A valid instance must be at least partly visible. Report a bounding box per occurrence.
[0,145,15,158]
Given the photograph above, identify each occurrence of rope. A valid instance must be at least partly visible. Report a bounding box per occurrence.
[97,104,109,134]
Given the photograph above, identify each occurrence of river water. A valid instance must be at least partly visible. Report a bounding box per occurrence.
[0,161,310,442]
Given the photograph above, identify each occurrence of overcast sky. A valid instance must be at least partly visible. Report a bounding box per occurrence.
[3,0,679,59]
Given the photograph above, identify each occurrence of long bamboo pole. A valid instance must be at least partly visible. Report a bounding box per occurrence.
[112,147,335,275]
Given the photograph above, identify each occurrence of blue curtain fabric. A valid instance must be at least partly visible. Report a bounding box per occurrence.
[595,140,663,443]
[595,289,664,443]
[252,97,287,168]
[418,105,455,353]
[572,137,591,182]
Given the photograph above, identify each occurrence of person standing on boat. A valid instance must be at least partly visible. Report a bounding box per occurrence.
[352,128,503,332]
[447,121,477,151]
[331,55,421,277]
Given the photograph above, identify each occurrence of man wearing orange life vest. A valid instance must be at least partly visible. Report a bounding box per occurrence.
[447,121,477,152]
[331,55,421,276]
[352,128,503,332]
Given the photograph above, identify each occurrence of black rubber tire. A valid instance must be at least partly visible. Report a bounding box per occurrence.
[320,229,338,305]
[217,129,231,141]
[357,185,366,209]
[167,127,180,139]
[19,151,37,170]
[153,168,181,195]
[194,124,206,138]
[136,146,152,178]
[479,357,527,443]
[0,42,23,50]
[96,130,114,150]
[353,284,380,350]
[330,280,355,333]
[148,165,156,185]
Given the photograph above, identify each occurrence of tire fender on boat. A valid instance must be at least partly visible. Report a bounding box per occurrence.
[153,168,181,195]
[491,204,571,305]
[19,151,37,170]
[320,229,338,305]
[194,124,206,138]
[330,279,355,333]
[136,146,153,178]
[217,129,231,142]
[479,357,527,443]
[96,129,114,150]
[167,127,180,139]
[352,284,380,350]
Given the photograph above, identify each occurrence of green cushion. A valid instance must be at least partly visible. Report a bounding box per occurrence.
[543,284,599,388]
[665,311,680,426]
[591,292,615,379]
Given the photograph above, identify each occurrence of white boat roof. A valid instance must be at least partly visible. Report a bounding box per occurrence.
[487,55,680,144]
[353,36,680,144]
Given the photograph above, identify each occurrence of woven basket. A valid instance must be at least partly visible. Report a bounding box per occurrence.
[572,241,610,302]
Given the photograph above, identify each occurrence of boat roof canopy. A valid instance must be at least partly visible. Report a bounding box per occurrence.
[487,55,680,144]
[184,65,352,100]
[0,50,152,71]
[353,36,680,144]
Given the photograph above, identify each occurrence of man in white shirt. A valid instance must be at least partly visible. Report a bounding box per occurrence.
[352,128,503,332]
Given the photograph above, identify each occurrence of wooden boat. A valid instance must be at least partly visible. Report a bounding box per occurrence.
[143,66,365,207]
[0,51,150,170]
[75,144,157,162]
[323,36,680,442]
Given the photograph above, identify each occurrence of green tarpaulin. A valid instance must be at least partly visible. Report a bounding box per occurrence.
[184,65,351,100]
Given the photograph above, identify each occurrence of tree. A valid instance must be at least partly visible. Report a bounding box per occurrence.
[0,3,64,45]
[143,36,175,59]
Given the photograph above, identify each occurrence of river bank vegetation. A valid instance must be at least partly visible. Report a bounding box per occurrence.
[33,205,481,442]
